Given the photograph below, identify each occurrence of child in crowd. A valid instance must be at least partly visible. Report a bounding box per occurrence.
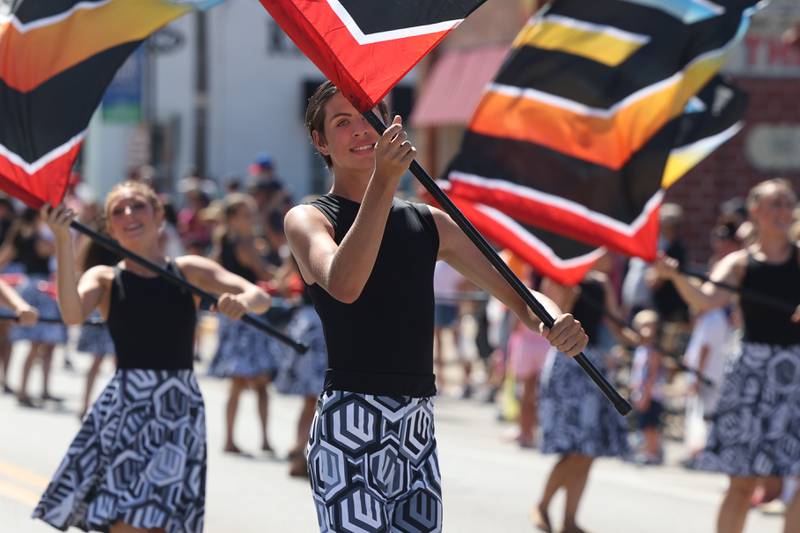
[630,309,666,465]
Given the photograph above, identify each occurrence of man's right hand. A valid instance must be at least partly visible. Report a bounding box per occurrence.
[373,115,416,185]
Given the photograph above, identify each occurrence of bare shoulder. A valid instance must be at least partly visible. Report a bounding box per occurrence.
[722,248,749,269]
[426,205,450,226]
[711,248,748,284]
[284,204,332,238]
[81,264,115,288]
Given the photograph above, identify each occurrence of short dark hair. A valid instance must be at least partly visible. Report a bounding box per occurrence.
[304,81,390,168]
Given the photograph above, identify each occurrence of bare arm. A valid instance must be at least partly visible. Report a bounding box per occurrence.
[285,117,415,304]
[177,255,270,316]
[431,207,587,356]
[0,279,38,325]
[653,250,745,314]
[41,204,109,325]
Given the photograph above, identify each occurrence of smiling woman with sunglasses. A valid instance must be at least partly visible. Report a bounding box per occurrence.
[32,181,270,533]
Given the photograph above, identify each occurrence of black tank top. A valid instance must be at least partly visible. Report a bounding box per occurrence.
[107,262,197,370]
[219,235,257,283]
[306,194,439,397]
[14,233,50,276]
[740,247,800,346]
[571,279,604,344]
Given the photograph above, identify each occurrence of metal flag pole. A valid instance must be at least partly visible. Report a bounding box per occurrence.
[69,220,308,353]
[363,111,632,416]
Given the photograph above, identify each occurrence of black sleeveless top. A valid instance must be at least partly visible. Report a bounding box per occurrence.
[107,262,197,370]
[571,279,604,345]
[740,247,800,346]
[306,194,439,397]
[14,233,50,276]
[219,235,257,283]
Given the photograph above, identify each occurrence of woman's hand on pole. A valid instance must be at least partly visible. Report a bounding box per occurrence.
[215,293,248,320]
[40,203,76,241]
[16,305,38,326]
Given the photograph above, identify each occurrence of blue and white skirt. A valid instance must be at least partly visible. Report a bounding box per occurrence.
[695,342,800,477]
[76,312,115,357]
[11,276,67,344]
[32,369,206,532]
[274,306,327,396]
[538,346,628,457]
[308,390,442,532]
[207,315,279,379]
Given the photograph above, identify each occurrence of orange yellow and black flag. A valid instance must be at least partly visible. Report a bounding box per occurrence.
[444,0,755,285]
[0,0,223,208]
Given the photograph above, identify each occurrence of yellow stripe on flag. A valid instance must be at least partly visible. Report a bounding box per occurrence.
[514,18,647,66]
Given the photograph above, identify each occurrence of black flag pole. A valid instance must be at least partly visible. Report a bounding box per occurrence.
[68,220,308,354]
[363,111,632,416]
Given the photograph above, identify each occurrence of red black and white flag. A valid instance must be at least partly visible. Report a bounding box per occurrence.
[444,0,755,285]
[259,0,487,112]
[0,0,221,208]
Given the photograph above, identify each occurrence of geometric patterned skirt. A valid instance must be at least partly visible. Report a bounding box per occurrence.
[32,369,206,532]
[274,305,327,396]
[695,342,800,477]
[11,276,67,344]
[307,390,442,533]
[538,346,629,458]
[207,315,279,379]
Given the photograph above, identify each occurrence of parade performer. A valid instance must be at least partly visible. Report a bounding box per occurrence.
[284,81,587,533]
[0,277,39,392]
[207,193,279,454]
[655,178,800,533]
[0,208,66,407]
[532,263,635,533]
[32,181,270,533]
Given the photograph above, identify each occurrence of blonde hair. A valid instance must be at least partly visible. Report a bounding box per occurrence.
[104,180,163,222]
[746,178,796,211]
[221,192,256,220]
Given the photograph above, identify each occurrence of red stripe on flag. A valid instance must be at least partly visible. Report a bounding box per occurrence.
[448,198,597,286]
[260,0,450,111]
[0,145,78,208]
[448,178,661,260]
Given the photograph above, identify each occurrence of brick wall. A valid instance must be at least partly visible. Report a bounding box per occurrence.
[664,77,800,267]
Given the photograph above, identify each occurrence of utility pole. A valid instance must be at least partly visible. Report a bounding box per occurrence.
[193,10,209,177]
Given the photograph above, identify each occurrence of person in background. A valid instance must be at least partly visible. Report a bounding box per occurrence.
[0,208,67,407]
[630,309,666,465]
[655,178,800,533]
[207,193,279,455]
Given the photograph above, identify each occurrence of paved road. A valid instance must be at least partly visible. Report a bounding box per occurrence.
[0,337,784,533]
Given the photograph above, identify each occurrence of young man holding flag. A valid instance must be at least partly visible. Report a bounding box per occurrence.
[284,81,588,533]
